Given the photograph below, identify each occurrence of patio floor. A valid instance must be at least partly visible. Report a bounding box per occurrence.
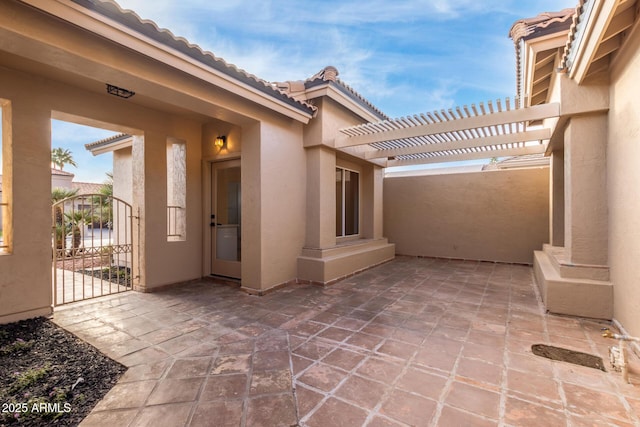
[52,257,640,426]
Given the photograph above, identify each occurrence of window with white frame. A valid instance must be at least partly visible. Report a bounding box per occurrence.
[336,167,359,237]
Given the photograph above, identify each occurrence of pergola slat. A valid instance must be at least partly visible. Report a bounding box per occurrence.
[336,102,559,148]
[364,128,550,159]
[387,144,546,166]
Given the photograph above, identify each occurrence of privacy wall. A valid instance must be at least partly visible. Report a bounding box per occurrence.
[384,167,549,264]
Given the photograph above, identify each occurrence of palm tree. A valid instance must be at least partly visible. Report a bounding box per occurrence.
[51,188,78,251]
[51,147,77,170]
[65,210,95,253]
[91,172,113,228]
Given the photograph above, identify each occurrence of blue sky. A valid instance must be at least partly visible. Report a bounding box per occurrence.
[18,0,576,182]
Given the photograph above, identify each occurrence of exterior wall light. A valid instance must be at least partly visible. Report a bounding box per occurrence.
[106,83,135,98]
[215,136,227,149]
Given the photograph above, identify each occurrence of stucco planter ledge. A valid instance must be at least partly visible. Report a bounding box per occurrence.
[534,249,613,320]
[297,239,395,285]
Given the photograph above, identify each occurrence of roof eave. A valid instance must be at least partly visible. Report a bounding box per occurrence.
[304,80,388,123]
[21,0,315,123]
[85,134,133,155]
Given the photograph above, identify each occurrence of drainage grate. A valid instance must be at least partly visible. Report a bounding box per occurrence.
[532,344,606,371]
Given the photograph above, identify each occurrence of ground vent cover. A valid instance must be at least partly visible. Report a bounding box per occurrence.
[531,344,606,371]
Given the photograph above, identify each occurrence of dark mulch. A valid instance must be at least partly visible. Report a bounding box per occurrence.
[0,317,126,426]
[532,343,606,371]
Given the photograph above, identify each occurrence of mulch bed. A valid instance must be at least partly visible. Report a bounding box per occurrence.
[0,317,126,426]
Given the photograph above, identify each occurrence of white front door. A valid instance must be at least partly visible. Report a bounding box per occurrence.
[211,160,241,279]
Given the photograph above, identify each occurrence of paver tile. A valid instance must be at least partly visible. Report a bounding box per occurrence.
[201,374,247,401]
[146,377,204,405]
[130,402,193,427]
[380,389,437,427]
[396,367,448,400]
[334,374,388,409]
[245,393,297,427]
[304,397,368,427]
[438,405,497,427]
[445,381,500,420]
[297,363,346,392]
[250,369,292,395]
[504,396,567,427]
[190,400,243,427]
[356,356,404,384]
[54,258,640,427]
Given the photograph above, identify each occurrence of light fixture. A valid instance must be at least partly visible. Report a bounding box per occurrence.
[106,83,135,99]
[215,135,227,149]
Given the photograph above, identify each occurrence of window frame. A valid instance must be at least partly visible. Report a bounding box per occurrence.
[335,166,360,238]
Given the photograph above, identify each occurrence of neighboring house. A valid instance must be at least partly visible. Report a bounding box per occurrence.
[51,168,75,190]
[1,0,640,348]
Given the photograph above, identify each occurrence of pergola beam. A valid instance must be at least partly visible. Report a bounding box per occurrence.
[386,144,547,167]
[365,128,550,160]
[336,102,560,148]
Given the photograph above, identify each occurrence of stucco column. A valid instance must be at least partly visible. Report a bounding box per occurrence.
[564,114,608,266]
[304,145,336,249]
[362,164,384,240]
[131,134,147,289]
[0,99,52,321]
[550,149,564,247]
[240,122,262,290]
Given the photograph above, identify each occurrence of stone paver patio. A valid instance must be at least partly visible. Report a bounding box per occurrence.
[52,257,640,426]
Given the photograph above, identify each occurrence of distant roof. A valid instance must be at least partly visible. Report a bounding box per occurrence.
[85,133,131,154]
[51,168,75,177]
[482,154,550,170]
[72,182,104,195]
[70,0,316,118]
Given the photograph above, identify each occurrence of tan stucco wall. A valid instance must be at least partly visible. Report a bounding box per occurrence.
[113,147,133,205]
[135,124,203,289]
[563,115,609,266]
[384,168,549,264]
[608,25,640,337]
[0,95,52,322]
[260,120,307,288]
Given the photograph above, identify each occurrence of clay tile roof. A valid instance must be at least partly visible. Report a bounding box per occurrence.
[71,0,316,116]
[84,133,130,151]
[72,182,104,195]
[274,66,389,121]
[509,7,577,98]
[509,8,575,42]
[51,168,75,177]
[560,0,588,71]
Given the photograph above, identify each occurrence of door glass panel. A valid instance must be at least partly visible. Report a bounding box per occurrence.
[335,168,343,236]
[215,166,241,261]
[344,170,359,235]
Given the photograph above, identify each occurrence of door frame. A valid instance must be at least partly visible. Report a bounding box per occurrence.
[209,159,242,279]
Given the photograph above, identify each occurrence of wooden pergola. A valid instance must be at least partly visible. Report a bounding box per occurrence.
[335,97,560,167]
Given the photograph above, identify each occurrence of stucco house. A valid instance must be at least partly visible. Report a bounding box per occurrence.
[1,0,639,353]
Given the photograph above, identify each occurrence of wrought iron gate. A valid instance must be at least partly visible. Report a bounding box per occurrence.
[52,193,135,306]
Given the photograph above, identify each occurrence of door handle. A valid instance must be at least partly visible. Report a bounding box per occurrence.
[210,222,216,227]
